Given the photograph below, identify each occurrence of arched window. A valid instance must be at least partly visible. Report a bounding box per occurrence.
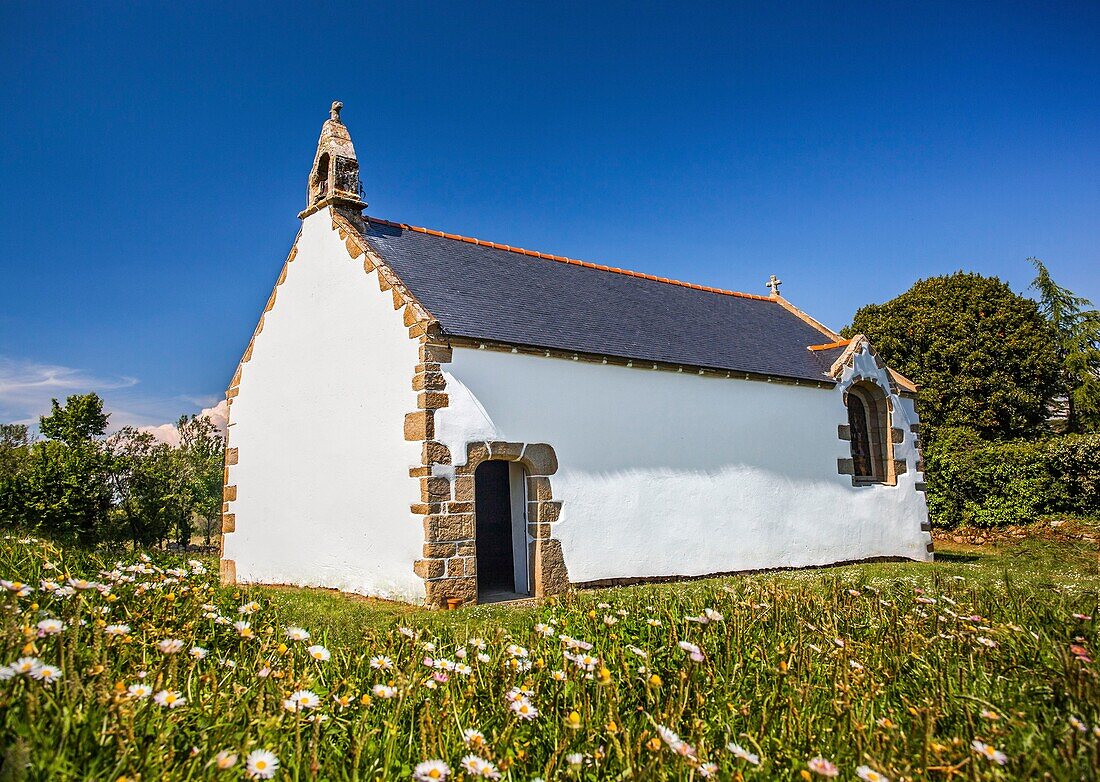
[846,381,892,484]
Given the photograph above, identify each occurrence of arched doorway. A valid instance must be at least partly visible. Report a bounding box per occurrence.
[474,460,530,601]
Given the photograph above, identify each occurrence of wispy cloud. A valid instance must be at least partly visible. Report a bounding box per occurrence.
[0,357,138,425]
[138,399,228,446]
[0,356,227,442]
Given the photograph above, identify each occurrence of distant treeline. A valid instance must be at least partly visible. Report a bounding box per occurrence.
[0,393,223,548]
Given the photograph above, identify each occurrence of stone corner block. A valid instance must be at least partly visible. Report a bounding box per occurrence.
[529,538,569,597]
[465,441,490,465]
[526,476,553,502]
[423,441,452,466]
[529,500,562,524]
[424,513,475,542]
[219,558,237,585]
[413,558,446,580]
[424,577,477,608]
[404,411,435,441]
[488,441,524,460]
[520,443,558,475]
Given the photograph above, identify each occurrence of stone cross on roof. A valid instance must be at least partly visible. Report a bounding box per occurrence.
[766,274,782,297]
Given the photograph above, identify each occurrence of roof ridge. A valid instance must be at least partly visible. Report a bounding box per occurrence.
[365,216,774,302]
[807,338,851,351]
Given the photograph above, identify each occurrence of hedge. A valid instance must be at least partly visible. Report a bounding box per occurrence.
[924,430,1100,527]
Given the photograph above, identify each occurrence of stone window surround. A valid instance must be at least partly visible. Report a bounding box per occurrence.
[836,376,906,487]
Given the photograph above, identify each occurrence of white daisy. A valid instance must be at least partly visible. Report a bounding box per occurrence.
[306,644,331,662]
[462,729,485,748]
[459,755,500,779]
[153,690,186,708]
[30,664,61,684]
[282,689,321,712]
[9,657,41,676]
[509,699,539,720]
[128,683,152,698]
[245,749,279,779]
[971,740,1008,765]
[677,641,704,662]
[807,757,839,777]
[285,627,310,642]
[728,742,760,765]
[412,759,450,781]
[36,618,65,635]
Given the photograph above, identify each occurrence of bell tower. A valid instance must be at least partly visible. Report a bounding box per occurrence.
[299,101,367,219]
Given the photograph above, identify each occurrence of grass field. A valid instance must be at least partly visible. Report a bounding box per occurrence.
[0,531,1097,781]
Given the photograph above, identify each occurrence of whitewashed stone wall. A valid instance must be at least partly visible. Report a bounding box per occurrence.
[434,344,931,585]
[222,212,425,600]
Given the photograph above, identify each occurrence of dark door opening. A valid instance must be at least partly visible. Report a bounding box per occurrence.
[474,460,516,599]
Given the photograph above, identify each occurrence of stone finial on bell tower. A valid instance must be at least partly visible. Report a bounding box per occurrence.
[299,101,367,219]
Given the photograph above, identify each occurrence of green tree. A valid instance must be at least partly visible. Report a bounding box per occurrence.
[846,272,1061,441]
[1029,258,1100,433]
[23,394,114,544]
[39,394,110,446]
[175,414,225,547]
[0,424,32,527]
[107,428,178,548]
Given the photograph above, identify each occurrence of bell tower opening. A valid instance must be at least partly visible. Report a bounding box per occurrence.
[312,153,330,203]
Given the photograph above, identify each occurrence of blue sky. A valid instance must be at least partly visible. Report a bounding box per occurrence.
[1,1,1098,429]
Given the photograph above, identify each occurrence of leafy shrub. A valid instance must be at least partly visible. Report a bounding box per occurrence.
[846,273,1061,441]
[925,429,1100,527]
[1048,434,1100,516]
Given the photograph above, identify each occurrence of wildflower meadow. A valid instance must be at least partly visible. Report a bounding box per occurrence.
[0,533,1097,780]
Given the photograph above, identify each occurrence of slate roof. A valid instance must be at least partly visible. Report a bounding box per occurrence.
[359,217,841,384]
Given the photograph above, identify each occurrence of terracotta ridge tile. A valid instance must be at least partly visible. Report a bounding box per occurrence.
[809,338,849,349]
[365,216,774,302]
